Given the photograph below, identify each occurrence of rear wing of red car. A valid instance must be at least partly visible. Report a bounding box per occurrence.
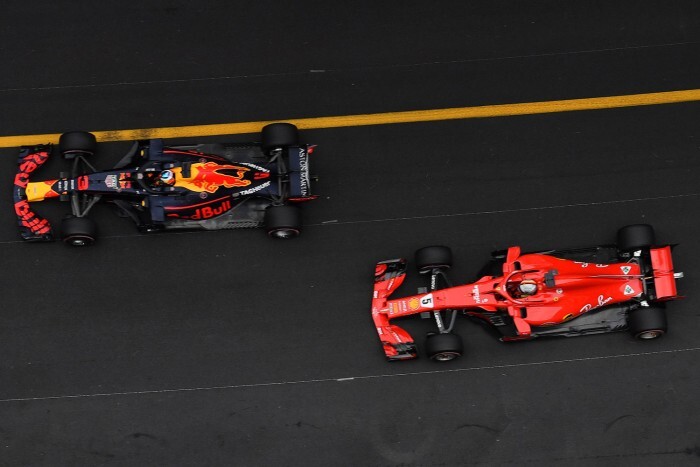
[13,145,54,242]
[371,259,418,361]
[650,246,680,300]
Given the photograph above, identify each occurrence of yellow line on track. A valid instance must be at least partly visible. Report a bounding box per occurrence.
[1,88,699,148]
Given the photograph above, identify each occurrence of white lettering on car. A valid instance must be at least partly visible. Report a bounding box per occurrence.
[239,162,269,172]
[580,295,613,313]
[597,295,613,306]
[298,148,310,196]
[239,180,271,195]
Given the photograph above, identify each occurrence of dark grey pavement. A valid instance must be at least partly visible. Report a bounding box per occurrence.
[1,2,700,466]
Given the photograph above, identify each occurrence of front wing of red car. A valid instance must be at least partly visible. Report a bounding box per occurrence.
[371,259,419,361]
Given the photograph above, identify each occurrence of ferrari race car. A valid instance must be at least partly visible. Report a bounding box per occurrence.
[13,123,316,245]
[371,225,683,362]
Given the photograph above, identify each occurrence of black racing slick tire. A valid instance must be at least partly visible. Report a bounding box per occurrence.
[59,131,97,160]
[628,307,667,340]
[425,333,463,362]
[261,123,299,155]
[415,246,453,273]
[264,205,301,239]
[61,216,97,247]
[617,224,655,252]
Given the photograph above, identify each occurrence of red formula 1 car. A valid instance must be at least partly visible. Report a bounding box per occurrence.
[371,225,683,361]
[13,123,316,245]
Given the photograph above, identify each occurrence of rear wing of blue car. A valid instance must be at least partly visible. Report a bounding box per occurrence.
[288,145,315,200]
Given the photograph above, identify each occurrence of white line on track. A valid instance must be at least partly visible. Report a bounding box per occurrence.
[0,192,696,246]
[306,192,700,227]
[0,41,696,93]
[2,347,698,403]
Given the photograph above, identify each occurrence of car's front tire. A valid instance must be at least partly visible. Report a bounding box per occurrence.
[415,246,453,273]
[61,216,97,247]
[264,205,301,239]
[425,332,463,361]
[59,131,97,160]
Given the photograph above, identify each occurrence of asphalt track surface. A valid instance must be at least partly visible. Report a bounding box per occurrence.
[1,2,700,466]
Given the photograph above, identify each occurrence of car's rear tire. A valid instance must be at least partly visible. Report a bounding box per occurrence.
[61,216,97,247]
[59,131,97,160]
[425,332,463,361]
[628,307,667,340]
[415,246,452,273]
[261,123,299,155]
[617,224,655,252]
[264,205,301,239]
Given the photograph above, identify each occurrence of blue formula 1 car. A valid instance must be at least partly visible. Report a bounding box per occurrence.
[14,123,317,245]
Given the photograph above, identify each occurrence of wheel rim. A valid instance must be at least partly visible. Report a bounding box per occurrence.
[432,351,460,362]
[637,330,663,339]
[65,236,93,247]
[270,228,299,239]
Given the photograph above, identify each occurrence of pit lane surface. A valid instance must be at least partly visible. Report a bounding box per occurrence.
[1,2,700,465]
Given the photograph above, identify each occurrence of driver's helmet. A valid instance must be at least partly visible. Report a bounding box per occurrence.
[159,170,175,185]
[518,279,538,296]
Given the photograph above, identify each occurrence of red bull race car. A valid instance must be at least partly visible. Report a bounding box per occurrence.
[13,123,316,245]
[371,225,683,362]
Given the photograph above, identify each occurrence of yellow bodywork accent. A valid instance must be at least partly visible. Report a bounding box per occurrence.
[26,181,57,202]
[171,162,251,193]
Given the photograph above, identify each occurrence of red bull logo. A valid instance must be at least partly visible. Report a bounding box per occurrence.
[190,199,232,219]
[15,199,51,234]
[175,162,254,193]
[14,150,50,188]
[165,197,233,220]
[118,172,132,189]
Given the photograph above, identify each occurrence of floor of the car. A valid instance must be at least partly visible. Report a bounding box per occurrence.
[530,304,630,338]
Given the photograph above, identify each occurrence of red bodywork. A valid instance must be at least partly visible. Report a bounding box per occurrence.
[371,246,679,360]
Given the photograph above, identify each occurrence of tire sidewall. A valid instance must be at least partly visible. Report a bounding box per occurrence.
[628,307,667,339]
[415,246,453,272]
[264,205,301,238]
[617,224,655,252]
